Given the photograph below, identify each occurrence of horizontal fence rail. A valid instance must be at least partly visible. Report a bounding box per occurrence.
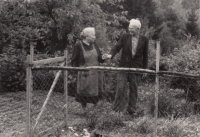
[33,56,65,65]
[26,43,200,137]
[32,66,156,73]
[30,67,200,136]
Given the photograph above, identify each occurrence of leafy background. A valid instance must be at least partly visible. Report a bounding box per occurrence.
[0,0,200,92]
[1,0,200,136]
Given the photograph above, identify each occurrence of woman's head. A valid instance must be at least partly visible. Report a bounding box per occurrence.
[80,27,96,43]
[128,19,141,36]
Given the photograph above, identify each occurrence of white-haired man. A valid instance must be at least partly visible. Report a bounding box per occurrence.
[106,19,149,115]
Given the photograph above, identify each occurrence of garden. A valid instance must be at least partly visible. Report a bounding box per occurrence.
[0,0,200,136]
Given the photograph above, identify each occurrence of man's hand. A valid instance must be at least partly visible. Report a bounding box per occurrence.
[106,54,112,59]
[102,54,112,60]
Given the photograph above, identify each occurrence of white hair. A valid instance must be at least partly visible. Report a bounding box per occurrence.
[80,27,95,38]
[129,19,141,29]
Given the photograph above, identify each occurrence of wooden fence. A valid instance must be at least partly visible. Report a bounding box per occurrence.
[26,41,161,137]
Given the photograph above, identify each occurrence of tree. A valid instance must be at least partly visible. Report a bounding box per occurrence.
[186,9,199,38]
[0,0,129,54]
[182,0,199,10]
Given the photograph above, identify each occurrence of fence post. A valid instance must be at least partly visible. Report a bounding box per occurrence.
[64,50,68,128]
[154,40,160,137]
[30,43,34,109]
[27,43,34,137]
[26,55,32,137]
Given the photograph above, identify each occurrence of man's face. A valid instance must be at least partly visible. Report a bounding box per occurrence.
[128,25,140,36]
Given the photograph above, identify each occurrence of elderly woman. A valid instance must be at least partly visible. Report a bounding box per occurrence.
[71,27,107,108]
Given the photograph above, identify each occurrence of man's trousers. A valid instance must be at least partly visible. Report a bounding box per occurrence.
[113,72,140,112]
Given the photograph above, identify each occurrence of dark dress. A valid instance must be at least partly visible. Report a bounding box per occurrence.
[71,41,104,105]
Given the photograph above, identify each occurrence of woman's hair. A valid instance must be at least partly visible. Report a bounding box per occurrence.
[80,27,95,39]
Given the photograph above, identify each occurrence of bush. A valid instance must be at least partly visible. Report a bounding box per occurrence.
[0,47,26,92]
[98,114,125,131]
[136,117,153,134]
[168,38,200,101]
[170,77,200,102]
[149,91,194,118]
[0,46,77,94]
[168,38,200,74]
[161,121,186,137]
[149,94,175,118]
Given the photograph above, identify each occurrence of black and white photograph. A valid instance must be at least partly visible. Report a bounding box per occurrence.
[0,0,200,136]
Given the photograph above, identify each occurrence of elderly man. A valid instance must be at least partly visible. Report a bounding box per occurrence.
[106,19,149,115]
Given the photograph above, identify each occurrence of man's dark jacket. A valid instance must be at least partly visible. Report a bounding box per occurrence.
[110,33,149,69]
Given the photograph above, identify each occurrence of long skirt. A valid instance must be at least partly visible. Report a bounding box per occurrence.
[75,70,102,104]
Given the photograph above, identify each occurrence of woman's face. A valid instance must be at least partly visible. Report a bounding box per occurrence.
[86,31,96,43]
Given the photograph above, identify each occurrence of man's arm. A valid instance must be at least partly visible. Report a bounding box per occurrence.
[109,34,125,58]
[142,37,149,69]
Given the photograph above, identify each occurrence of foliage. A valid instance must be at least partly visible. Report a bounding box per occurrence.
[168,38,200,74]
[0,0,47,52]
[186,9,200,38]
[149,93,175,118]
[135,117,153,134]
[123,0,157,21]
[0,46,26,92]
[182,0,199,10]
[162,122,186,137]
[149,91,194,118]
[0,0,128,55]
[160,27,179,56]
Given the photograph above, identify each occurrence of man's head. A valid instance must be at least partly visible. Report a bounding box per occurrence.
[128,19,141,36]
[80,27,96,43]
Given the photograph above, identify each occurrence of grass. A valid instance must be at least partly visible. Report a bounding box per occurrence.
[0,84,200,137]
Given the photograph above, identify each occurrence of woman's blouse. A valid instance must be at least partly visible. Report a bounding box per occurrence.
[71,41,104,67]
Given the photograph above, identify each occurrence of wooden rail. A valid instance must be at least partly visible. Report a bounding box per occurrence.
[32,66,156,74]
[33,56,65,65]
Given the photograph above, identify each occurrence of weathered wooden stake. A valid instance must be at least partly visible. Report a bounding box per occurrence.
[33,62,65,131]
[26,55,32,137]
[64,50,68,128]
[154,40,160,137]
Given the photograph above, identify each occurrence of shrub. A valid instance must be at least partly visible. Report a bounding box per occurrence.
[149,94,175,118]
[0,46,77,94]
[170,77,200,102]
[161,121,186,137]
[0,47,26,92]
[168,38,200,101]
[85,110,99,130]
[98,114,125,131]
[135,117,153,134]
[168,38,200,74]
[149,90,194,118]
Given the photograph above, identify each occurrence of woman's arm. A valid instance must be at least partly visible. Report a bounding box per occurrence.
[71,42,81,67]
[94,43,105,63]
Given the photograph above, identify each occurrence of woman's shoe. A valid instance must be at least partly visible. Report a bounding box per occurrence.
[81,102,87,108]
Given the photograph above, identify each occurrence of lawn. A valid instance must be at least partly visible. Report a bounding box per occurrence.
[1,84,200,137]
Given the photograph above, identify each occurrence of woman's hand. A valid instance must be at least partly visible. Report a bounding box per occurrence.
[102,54,112,60]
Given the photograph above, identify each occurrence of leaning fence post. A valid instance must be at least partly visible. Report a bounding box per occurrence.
[154,40,160,137]
[30,43,34,109]
[26,55,32,137]
[64,50,68,128]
